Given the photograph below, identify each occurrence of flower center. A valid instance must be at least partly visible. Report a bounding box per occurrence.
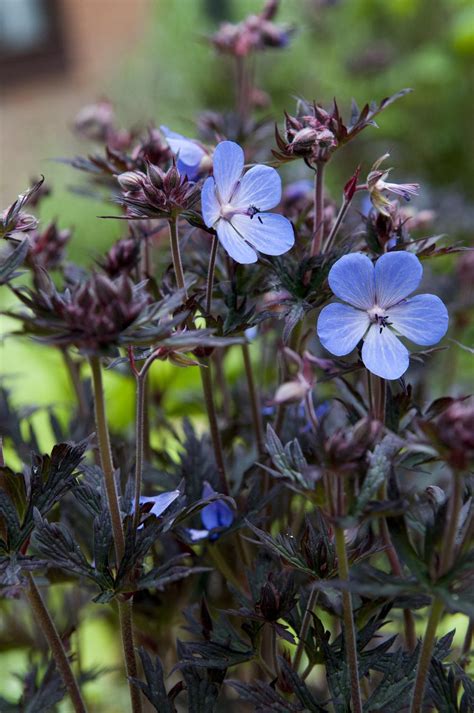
[220,202,236,219]
[367,305,392,334]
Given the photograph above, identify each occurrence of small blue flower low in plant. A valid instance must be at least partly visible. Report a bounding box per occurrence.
[137,489,180,519]
[317,251,448,380]
[201,140,295,263]
[188,482,234,542]
[161,126,209,180]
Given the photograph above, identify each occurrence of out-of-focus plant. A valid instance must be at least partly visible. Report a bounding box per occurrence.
[1,1,473,712]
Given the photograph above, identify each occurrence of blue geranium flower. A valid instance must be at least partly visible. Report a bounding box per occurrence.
[317,251,448,380]
[201,140,294,264]
[161,126,208,180]
[187,482,234,542]
[136,490,180,519]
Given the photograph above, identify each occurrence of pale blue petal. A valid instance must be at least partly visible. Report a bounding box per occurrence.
[387,294,449,345]
[328,253,375,310]
[201,176,220,227]
[212,141,244,203]
[374,251,422,309]
[216,219,258,263]
[161,125,205,169]
[231,212,294,256]
[140,490,180,517]
[232,164,282,211]
[317,303,370,356]
[361,324,409,380]
[187,528,209,541]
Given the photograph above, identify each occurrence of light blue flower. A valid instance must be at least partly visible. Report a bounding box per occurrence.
[201,140,294,264]
[161,126,208,180]
[317,251,448,380]
[187,482,234,542]
[137,490,180,518]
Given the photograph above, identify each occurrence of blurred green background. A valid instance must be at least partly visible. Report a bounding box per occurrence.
[1,0,473,708]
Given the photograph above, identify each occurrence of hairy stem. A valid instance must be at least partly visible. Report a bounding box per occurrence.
[438,473,463,575]
[89,356,125,562]
[293,585,319,672]
[310,162,325,257]
[89,356,142,713]
[409,596,444,713]
[242,341,265,454]
[25,573,87,713]
[132,373,147,533]
[62,348,87,419]
[206,234,218,315]
[200,362,229,494]
[334,525,363,713]
[324,196,351,253]
[369,373,386,422]
[168,218,187,298]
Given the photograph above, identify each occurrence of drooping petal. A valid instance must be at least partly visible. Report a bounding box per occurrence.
[139,490,180,517]
[231,164,282,211]
[160,125,206,171]
[361,324,409,380]
[230,212,294,256]
[201,482,234,531]
[201,176,220,227]
[212,141,244,203]
[328,253,375,309]
[374,251,422,308]
[317,302,370,356]
[387,294,449,345]
[216,219,258,263]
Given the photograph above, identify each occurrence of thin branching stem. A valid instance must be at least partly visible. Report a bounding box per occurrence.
[242,341,265,454]
[62,348,87,419]
[25,572,87,713]
[168,217,187,298]
[89,356,142,713]
[206,234,218,315]
[334,525,363,713]
[310,162,325,257]
[324,196,351,253]
[200,361,229,494]
[293,585,319,672]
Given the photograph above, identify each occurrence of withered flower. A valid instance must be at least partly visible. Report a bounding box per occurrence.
[1,179,44,240]
[323,417,382,474]
[424,399,474,471]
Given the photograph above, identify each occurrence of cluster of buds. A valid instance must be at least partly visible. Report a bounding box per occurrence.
[274,89,412,167]
[26,222,71,270]
[74,100,132,151]
[117,162,200,219]
[428,399,474,471]
[366,154,419,217]
[300,514,336,578]
[11,273,149,352]
[209,0,291,58]
[1,179,44,240]
[255,573,296,625]
[323,417,382,475]
[98,237,140,278]
[274,104,337,165]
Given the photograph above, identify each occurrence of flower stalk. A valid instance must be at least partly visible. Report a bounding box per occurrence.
[334,523,363,713]
[242,341,265,454]
[200,362,230,495]
[310,161,325,257]
[168,217,187,298]
[25,572,87,713]
[88,355,142,713]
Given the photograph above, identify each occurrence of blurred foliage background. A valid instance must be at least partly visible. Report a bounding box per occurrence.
[1,0,473,708]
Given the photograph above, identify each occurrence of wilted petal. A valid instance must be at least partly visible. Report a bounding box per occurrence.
[274,380,309,404]
[361,324,409,380]
[201,176,220,227]
[160,126,206,170]
[374,251,422,308]
[201,482,234,530]
[328,253,375,310]
[231,212,294,256]
[232,164,282,211]
[212,141,244,203]
[317,303,370,356]
[388,294,449,345]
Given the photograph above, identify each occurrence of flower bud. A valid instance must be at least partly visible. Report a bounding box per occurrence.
[117,171,145,192]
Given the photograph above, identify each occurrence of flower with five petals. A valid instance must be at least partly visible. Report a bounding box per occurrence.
[317,251,448,380]
[201,140,294,264]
